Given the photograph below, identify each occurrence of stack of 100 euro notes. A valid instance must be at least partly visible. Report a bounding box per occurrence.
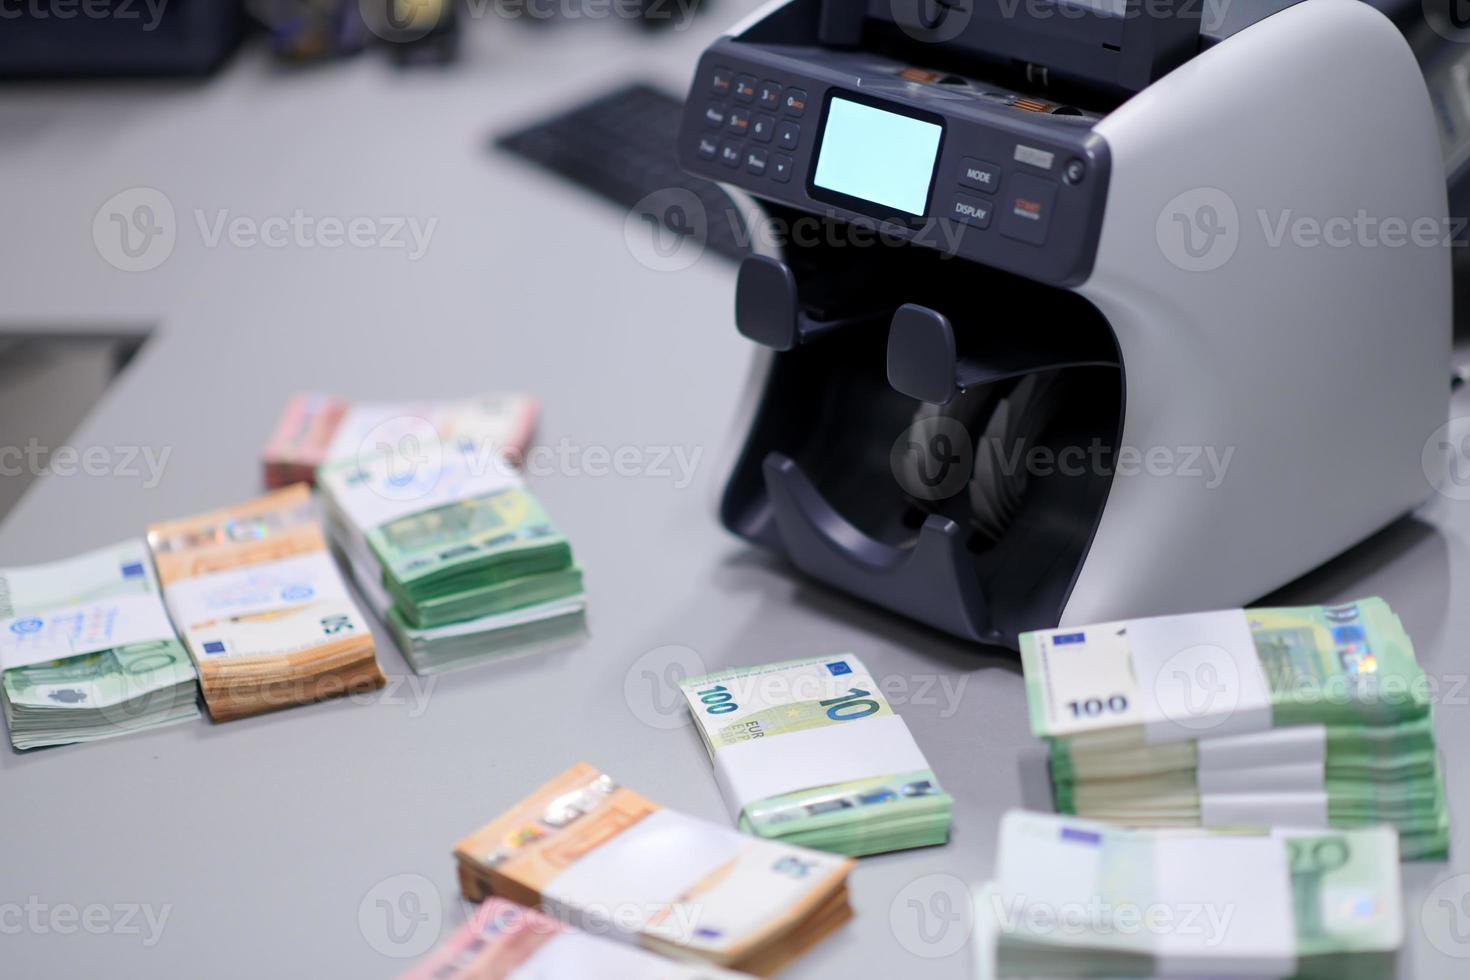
[679,655,952,856]
[1021,598,1448,859]
[0,540,199,750]
[318,445,584,675]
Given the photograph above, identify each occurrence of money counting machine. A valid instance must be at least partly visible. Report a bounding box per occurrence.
[677,0,1463,645]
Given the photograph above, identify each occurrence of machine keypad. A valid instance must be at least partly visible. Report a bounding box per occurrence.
[702,67,804,187]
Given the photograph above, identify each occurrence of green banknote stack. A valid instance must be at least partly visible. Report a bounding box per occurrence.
[1020,598,1448,860]
[679,655,951,856]
[317,448,586,675]
[974,811,1404,980]
[0,540,200,750]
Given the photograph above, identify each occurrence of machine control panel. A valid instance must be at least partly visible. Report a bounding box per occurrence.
[680,43,1111,287]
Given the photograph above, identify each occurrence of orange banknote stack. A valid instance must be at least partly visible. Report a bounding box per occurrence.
[454,763,853,976]
[147,485,385,720]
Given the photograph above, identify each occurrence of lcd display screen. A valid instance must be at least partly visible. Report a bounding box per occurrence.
[812,97,943,217]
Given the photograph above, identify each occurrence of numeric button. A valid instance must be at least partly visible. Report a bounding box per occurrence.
[746,148,769,176]
[782,89,808,115]
[719,141,743,169]
[756,80,782,109]
[703,103,725,129]
[734,75,758,102]
[711,68,733,96]
[751,113,775,143]
[727,108,751,136]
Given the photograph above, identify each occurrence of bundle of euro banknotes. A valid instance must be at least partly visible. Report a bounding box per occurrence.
[453,762,853,975]
[317,444,585,675]
[1020,598,1449,859]
[0,540,200,750]
[402,898,752,979]
[261,391,537,489]
[148,485,386,720]
[973,810,1404,979]
[678,655,952,856]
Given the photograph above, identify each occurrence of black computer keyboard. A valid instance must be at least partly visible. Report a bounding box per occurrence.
[495,83,754,263]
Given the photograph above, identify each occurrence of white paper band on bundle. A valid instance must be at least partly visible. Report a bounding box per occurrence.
[1150,833,1297,978]
[1199,791,1329,829]
[0,593,177,671]
[541,809,739,945]
[327,446,523,532]
[163,551,352,628]
[711,714,930,821]
[1197,761,1325,795]
[1196,724,1327,772]
[1128,610,1273,744]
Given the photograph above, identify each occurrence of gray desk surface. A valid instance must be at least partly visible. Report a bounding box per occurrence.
[2,13,1469,979]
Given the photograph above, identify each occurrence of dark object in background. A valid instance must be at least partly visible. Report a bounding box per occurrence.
[495,83,752,263]
[378,0,460,66]
[0,0,244,78]
[248,0,369,61]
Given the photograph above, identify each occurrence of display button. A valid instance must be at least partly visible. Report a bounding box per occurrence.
[948,193,992,229]
[696,135,719,160]
[734,75,758,102]
[727,108,751,135]
[746,148,769,176]
[783,89,808,115]
[719,141,743,168]
[776,120,800,150]
[958,157,1001,193]
[770,154,793,183]
[751,112,775,143]
[757,80,782,109]
[711,68,733,96]
[999,173,1058,245]
[703,103,725,129]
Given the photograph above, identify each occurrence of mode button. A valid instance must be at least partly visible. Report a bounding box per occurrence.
[958,157,1000,194]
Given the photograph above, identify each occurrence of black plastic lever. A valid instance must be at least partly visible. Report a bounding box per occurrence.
[886,303,1118,405]
[735,256,886,352]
